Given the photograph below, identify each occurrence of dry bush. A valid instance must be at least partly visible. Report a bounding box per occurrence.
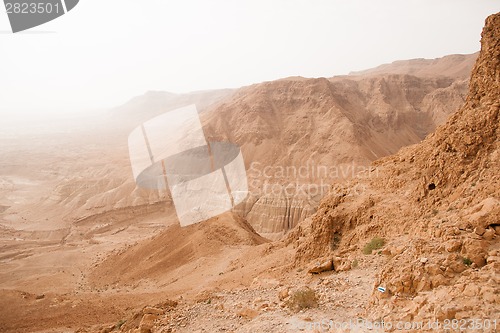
[287,287,318,312]
[362,237,385,255]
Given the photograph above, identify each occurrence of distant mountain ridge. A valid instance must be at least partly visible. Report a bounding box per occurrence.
[349,52,478,79]
[108,89,234,130]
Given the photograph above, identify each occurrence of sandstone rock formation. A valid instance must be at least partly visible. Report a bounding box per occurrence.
[241,193,317,240]
[201,57,474,238]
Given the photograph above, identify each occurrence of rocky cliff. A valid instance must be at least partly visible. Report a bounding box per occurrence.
[290,12,499,324]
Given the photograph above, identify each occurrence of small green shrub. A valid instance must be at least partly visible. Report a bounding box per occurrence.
[352,259,359,268]
[462,257,473,266]
[287,287,318,312]
[363,237,385,255]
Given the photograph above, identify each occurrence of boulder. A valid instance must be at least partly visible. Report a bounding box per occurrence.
[308,259,333,274]
[483,228,495,240]
[333,257,352,272]
[445,240,462,252]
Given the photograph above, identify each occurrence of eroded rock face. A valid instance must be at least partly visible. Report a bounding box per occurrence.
[200,55,474,238]
[243,194,317,239]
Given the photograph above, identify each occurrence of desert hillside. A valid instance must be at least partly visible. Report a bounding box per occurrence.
[82,12,498,333]
[290,11,499,325]
[0,13,496,333]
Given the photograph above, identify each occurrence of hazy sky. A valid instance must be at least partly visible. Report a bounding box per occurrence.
[0,0,498,116]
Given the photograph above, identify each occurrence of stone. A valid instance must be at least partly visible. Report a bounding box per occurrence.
[253,297,263,304]
[143,307,164,315]
[494,225,500,235]
[482,292,497,303]
[448,260,466,273]
[430,274,448,288]
[435,306,457,321]
[454,283,466,293]
[381,248,392,255]
[483,228,495,240]
[474,226,486,236]
[237,308,259,320]
[462,239,488,267]
[250,277,281,288]
[486,256,500,264]
[333,257,351,272]
[444,267,455,278]
[308,259,333,274]
[99,325,115,333]
[463,284,480,297]
[455,311,470,321]
[445,240,462,252]
[468,198,500,230]
[416,277,431,292]
[139,314,156,333]
[278,287,289,301]
[426,264,443,275]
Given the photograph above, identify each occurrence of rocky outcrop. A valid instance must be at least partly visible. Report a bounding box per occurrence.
[290,12,500,324]
[240,193,317,240]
